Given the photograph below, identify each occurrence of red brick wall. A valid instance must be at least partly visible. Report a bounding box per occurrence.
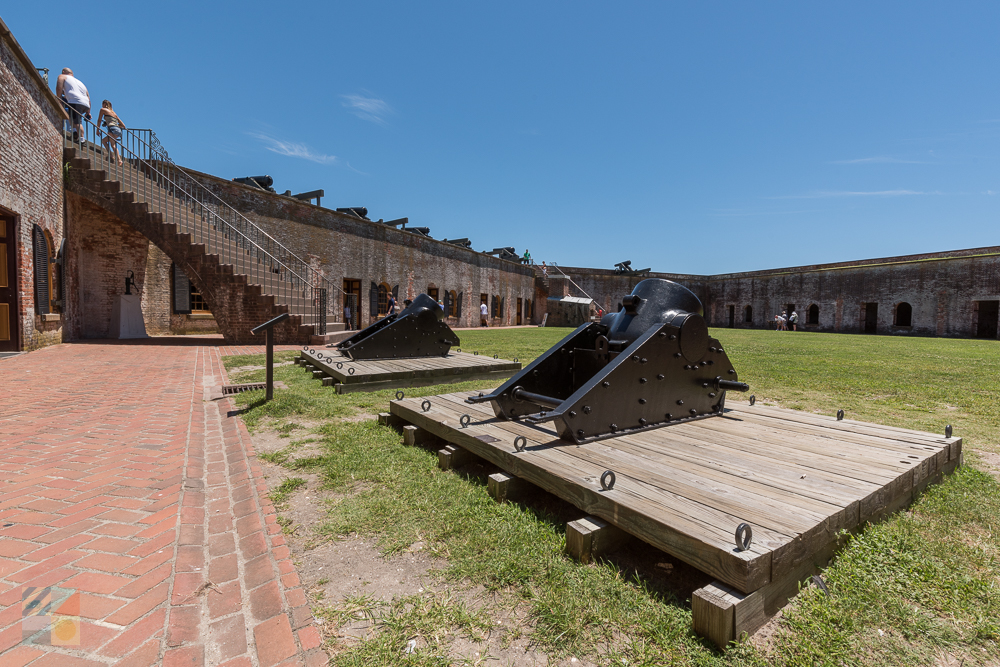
[64,193,152,339]
[183,171,537,329]
[0,30,67,350]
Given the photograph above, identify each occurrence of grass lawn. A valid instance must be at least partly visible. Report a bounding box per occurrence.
[225,328,1000,666]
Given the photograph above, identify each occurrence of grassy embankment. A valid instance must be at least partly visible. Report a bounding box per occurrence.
[225,328,1000,666]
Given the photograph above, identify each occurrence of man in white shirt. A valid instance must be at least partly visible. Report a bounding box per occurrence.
[480,302,489,327]
[55,68,90,143]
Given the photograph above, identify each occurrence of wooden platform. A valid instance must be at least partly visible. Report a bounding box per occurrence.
[296,348,521,393]
[389,391,962,646]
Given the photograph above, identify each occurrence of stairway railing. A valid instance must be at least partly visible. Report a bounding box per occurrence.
[64,117,333,334]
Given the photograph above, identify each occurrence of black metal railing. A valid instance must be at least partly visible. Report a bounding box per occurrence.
[64,116,341,334]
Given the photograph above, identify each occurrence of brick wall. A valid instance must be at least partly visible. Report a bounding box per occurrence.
[183,171,537,329]
[701,248,1000,337]
[64,193,152,338]
[0,23,68,351]
[549,250,1000,339]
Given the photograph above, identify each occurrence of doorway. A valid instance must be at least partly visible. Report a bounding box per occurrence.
[516,297,523,325]
[976,300,999,339]
[727,305,735,328]
[343,278,361,330]
[0,214,18,352]
[863,302,878,334]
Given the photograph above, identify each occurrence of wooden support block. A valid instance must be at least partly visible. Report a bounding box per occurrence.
[321,377,335,387]
[692,582,764,648]
[487,472,531,503]
[438,444,474,470]
[565,516,629,564]
[403,424,436,447]
[378,412,403,428]
[311,370,326,379]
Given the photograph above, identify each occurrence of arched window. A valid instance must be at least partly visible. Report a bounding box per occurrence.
[377,283,389,316]
[744,305,753,323]
[448,290,458,317]
[427,285,439,304]
[807,304,819,325]
[895,302,912,327]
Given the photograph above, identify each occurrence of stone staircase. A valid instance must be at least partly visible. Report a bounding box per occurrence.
[63,126,339,345]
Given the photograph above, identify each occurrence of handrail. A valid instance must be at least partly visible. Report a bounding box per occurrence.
[547,262,607,314]
[65,112,341,333]
[122,126,344,298]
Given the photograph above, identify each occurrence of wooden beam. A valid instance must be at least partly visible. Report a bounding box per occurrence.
[487,472,531,503]
[438,444,476,470]
[565,516,630,564]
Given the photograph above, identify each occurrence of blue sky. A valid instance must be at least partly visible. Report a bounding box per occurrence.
[6,2,999,274]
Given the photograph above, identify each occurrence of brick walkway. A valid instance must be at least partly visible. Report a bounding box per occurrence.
[0,340,327,666]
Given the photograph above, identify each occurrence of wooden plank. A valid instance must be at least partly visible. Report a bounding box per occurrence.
[429,393,855,584]
[332,369,518,394]
[392,392,772,592]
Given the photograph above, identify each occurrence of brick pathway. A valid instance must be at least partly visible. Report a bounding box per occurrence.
[0,341,327,666]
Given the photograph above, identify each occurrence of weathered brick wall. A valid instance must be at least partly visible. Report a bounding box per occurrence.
[184,171,536,329]
[702,247,1000,337]
[64,193,152,339]
[142,244,220,335]
[0,25,67,350]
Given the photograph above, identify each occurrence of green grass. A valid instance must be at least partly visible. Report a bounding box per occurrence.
[224,329,1000,666]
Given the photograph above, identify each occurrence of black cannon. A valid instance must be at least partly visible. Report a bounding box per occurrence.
[233,175,275,192]
[407,227,431,237]
[336,293,460,360]
[443,238,472,248]
[614,260,651,276]
[487,247,519,261]
[467,278,748,444]
[336,207,369,220]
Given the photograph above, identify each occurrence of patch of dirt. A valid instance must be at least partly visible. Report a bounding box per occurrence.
[977,451,1000,482]
[228,360,297,375]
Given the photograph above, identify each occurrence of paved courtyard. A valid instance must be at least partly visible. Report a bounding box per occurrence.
[0,339,324,666]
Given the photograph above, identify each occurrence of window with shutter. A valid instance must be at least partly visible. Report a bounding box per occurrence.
[172,264,191,314]
[456,292,463,318]
[369,282,379,319]
[391,284,399,300]
[499,297,505,319]
[32,225,50,316]
[443,290,452,315]
[377,284,389,316]
[491,295,498,318]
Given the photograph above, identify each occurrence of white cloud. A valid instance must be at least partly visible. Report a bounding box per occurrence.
[767,190,939,199]
[831,156,929,164]
[249,133,338,164]
[341,93,392,124]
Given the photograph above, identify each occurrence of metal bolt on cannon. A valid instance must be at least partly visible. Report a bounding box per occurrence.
[467,278,749,444]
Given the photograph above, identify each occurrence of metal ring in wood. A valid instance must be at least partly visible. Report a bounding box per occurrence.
[474,351,479,356]
[735,523,753,551]
[460,414,471,428]
[945,424,952,438]
[457,348,461,352]
[494,354,498,359]
[421,400,431,412]
[348,367,355,375]
[836,409,844,421]
[395,390,405,400]
[513,436,526,452]
[600,470,616,491]
[303,346,310,351]
[337,362,343,369]
[749,395,756,406]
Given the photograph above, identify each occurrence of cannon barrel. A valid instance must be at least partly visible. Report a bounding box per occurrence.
[233,175,274,191]
[336,207,369,219]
